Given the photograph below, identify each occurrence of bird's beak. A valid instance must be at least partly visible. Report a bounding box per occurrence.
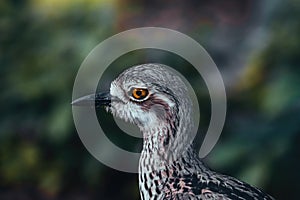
[71,92,111,107]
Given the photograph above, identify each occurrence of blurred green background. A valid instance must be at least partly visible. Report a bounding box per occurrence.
[1,0,300,199]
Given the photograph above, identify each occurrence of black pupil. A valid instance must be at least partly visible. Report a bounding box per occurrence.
[136,90,142,96]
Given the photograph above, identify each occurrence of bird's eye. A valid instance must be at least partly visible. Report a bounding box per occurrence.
[131,88,149,101]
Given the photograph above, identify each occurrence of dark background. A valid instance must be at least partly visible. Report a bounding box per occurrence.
[1,0,300,199]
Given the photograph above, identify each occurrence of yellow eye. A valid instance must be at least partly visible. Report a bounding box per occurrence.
[132,88,149,100]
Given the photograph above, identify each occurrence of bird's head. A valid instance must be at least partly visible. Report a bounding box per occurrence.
[72,64,194,135]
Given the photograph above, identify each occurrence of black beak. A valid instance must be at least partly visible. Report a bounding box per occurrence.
[71,92,111,107]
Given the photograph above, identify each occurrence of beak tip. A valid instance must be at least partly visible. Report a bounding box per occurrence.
[71,94,95,107]
[71,100,78,106]
[71,92,111,107]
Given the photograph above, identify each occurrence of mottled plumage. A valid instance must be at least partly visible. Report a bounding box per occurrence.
[73,63,275,200]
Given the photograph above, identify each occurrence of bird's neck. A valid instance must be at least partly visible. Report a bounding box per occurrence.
[138,101,200,200]
[139,105,196,171]
[138,119,200,200]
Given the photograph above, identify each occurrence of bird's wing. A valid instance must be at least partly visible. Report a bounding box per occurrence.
[164,190,227,200]
[194,173,275,200]
[164,173,275,200]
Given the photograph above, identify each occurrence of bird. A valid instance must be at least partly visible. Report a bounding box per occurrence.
[72,63,275,200]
